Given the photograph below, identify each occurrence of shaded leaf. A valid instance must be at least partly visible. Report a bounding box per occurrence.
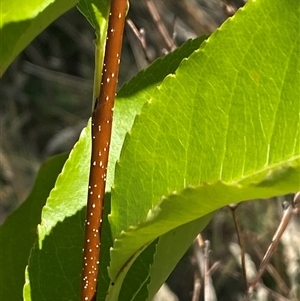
[0,0,76,76]
[0,153,68,301]
[23,125,91,300]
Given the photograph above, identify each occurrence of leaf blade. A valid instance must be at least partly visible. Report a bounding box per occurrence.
[109,0,300,293]
[0,153,68,301]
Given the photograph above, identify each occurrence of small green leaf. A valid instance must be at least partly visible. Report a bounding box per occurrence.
[0,153,68,301]
[77,0,110,35]
[118,215,212,301]
[118,239,158,301]
[146,216,212,301]
[77,0,110,100]
[0,0,77,77]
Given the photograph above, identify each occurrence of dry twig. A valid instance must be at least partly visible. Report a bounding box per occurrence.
[229,204,248,290]
[146,0,176,52]
[244,193,300,300]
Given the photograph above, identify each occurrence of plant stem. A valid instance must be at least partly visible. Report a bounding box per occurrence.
[81,1,127,300]
[146,0,176,52]
[229,204,248,290]
[245,193,300,299]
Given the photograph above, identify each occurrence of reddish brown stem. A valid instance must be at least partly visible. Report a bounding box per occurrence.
[81,1,127,301]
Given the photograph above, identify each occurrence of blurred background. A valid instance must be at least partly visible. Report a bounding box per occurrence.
[1,0,299,300]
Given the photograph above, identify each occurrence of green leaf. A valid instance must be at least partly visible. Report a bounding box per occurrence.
[108,0,300,298]
[0,0,77,77]
[77,0,110,35]
[118,239,158,301]
[23,125,91,300]
[77,0,110,100]
[0,153,68,301]
[146,216,211,301]
[118,215,212,301]
[107,36,208,191]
